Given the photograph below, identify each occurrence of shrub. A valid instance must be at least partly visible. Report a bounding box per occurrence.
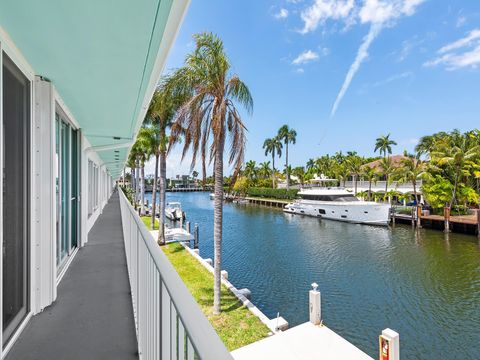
[246,187,298,200]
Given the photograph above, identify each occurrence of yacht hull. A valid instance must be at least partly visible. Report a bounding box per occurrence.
[283,201,391,226]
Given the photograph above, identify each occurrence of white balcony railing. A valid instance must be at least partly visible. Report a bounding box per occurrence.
[119,189,233,360]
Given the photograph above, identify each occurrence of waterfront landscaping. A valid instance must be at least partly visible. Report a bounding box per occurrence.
[161,242,270,351]
[139,215,270,350]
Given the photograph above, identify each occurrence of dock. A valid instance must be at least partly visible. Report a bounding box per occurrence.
[392,207,480,236]
[231,322,373,360]
[245,197,289,209]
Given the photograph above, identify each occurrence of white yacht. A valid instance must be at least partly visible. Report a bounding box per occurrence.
[284,187,391,226]
[165,202,184,221]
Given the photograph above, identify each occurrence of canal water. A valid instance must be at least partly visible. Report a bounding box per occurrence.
[146,192,480,359]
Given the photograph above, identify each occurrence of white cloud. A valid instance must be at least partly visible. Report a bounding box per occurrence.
[292,49,320,64]
[296,1,424,116]
[324,0,424,116]
[438,29,480,54]
[299,0,424,33]
[372,71,413,86]
[296,68,305,74]
[274,8,289,19]
[456,15,467,28]
[300,0,355,34]
[425,29,480,70]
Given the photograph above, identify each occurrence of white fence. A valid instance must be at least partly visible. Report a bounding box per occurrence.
[119,189,233,360]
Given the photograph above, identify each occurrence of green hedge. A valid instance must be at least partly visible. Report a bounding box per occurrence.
[247,187,298,200]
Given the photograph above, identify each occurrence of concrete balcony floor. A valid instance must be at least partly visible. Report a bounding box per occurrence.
[6,192,138,360]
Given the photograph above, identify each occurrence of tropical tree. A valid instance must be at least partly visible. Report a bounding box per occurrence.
[258,161,271,179]
[374,134,397,158]
[263,137,282,188]
[361,165,377,201]
[129,139,146,209]
[167,32,253,315]
[244,160,257,181]
[306,158,316,172]
[380,157,394,194]
[292,166,306,185]
[345,155,363,195]
[277,125,297,190]
[131,130,152,214]
[144,83,186,237]
[395,152,425,204]
[430,134,479,208]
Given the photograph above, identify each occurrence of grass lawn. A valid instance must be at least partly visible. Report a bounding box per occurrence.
[162,243,270,351]
[141,215,159,230]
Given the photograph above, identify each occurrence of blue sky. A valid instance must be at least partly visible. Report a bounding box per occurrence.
[149,0,480,177]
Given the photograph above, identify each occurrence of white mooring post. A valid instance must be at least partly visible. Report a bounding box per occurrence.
[379,328,400,360]
[309,282,321,325]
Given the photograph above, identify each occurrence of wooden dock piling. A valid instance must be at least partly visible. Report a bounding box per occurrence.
[444,207,451,233]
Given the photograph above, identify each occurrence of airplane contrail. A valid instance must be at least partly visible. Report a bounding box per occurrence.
[330,23,382,117]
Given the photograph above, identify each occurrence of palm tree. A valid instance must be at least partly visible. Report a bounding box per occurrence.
[380,157,394,194]
[136,126,157,215]
[277,125,297,190]
[306,158,316,172]
[395,152,425,204]
[244,160,257,181]
[263,137,282,188]
[129,140,145,208]
[431,136,479,207]
[167,32,253,315]
[346,155,363,195]
[258,161,271,179]
[361,165,377,201]
[130,132,152,215]
[145,84,185,238]
[374,134,397,158]
[292,166,306,185]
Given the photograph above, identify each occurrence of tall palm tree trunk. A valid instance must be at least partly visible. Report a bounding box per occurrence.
[131,167,135,191]
[354,174,358,195]
[368,179,372,201]
[213,132,225,315]
[151,153,159,230]
[285,143,289,191]
[413,181,417,204]
[271,152,276,188]
[158,150,167,245]
[202,158,207,189]
[135,157,140,207]
[450,168,460,208]
[140,162,146,215]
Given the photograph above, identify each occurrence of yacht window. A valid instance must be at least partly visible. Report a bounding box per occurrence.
[318,209,326,215]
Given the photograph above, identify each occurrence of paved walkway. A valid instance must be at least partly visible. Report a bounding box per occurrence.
[6,192,138,360]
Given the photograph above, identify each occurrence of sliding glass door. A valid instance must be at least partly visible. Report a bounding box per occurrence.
[55,114,80,269]
[2,54,30,344]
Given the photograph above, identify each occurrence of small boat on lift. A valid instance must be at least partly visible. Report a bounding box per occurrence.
[165,202,184,221]
[209,193,215,200]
